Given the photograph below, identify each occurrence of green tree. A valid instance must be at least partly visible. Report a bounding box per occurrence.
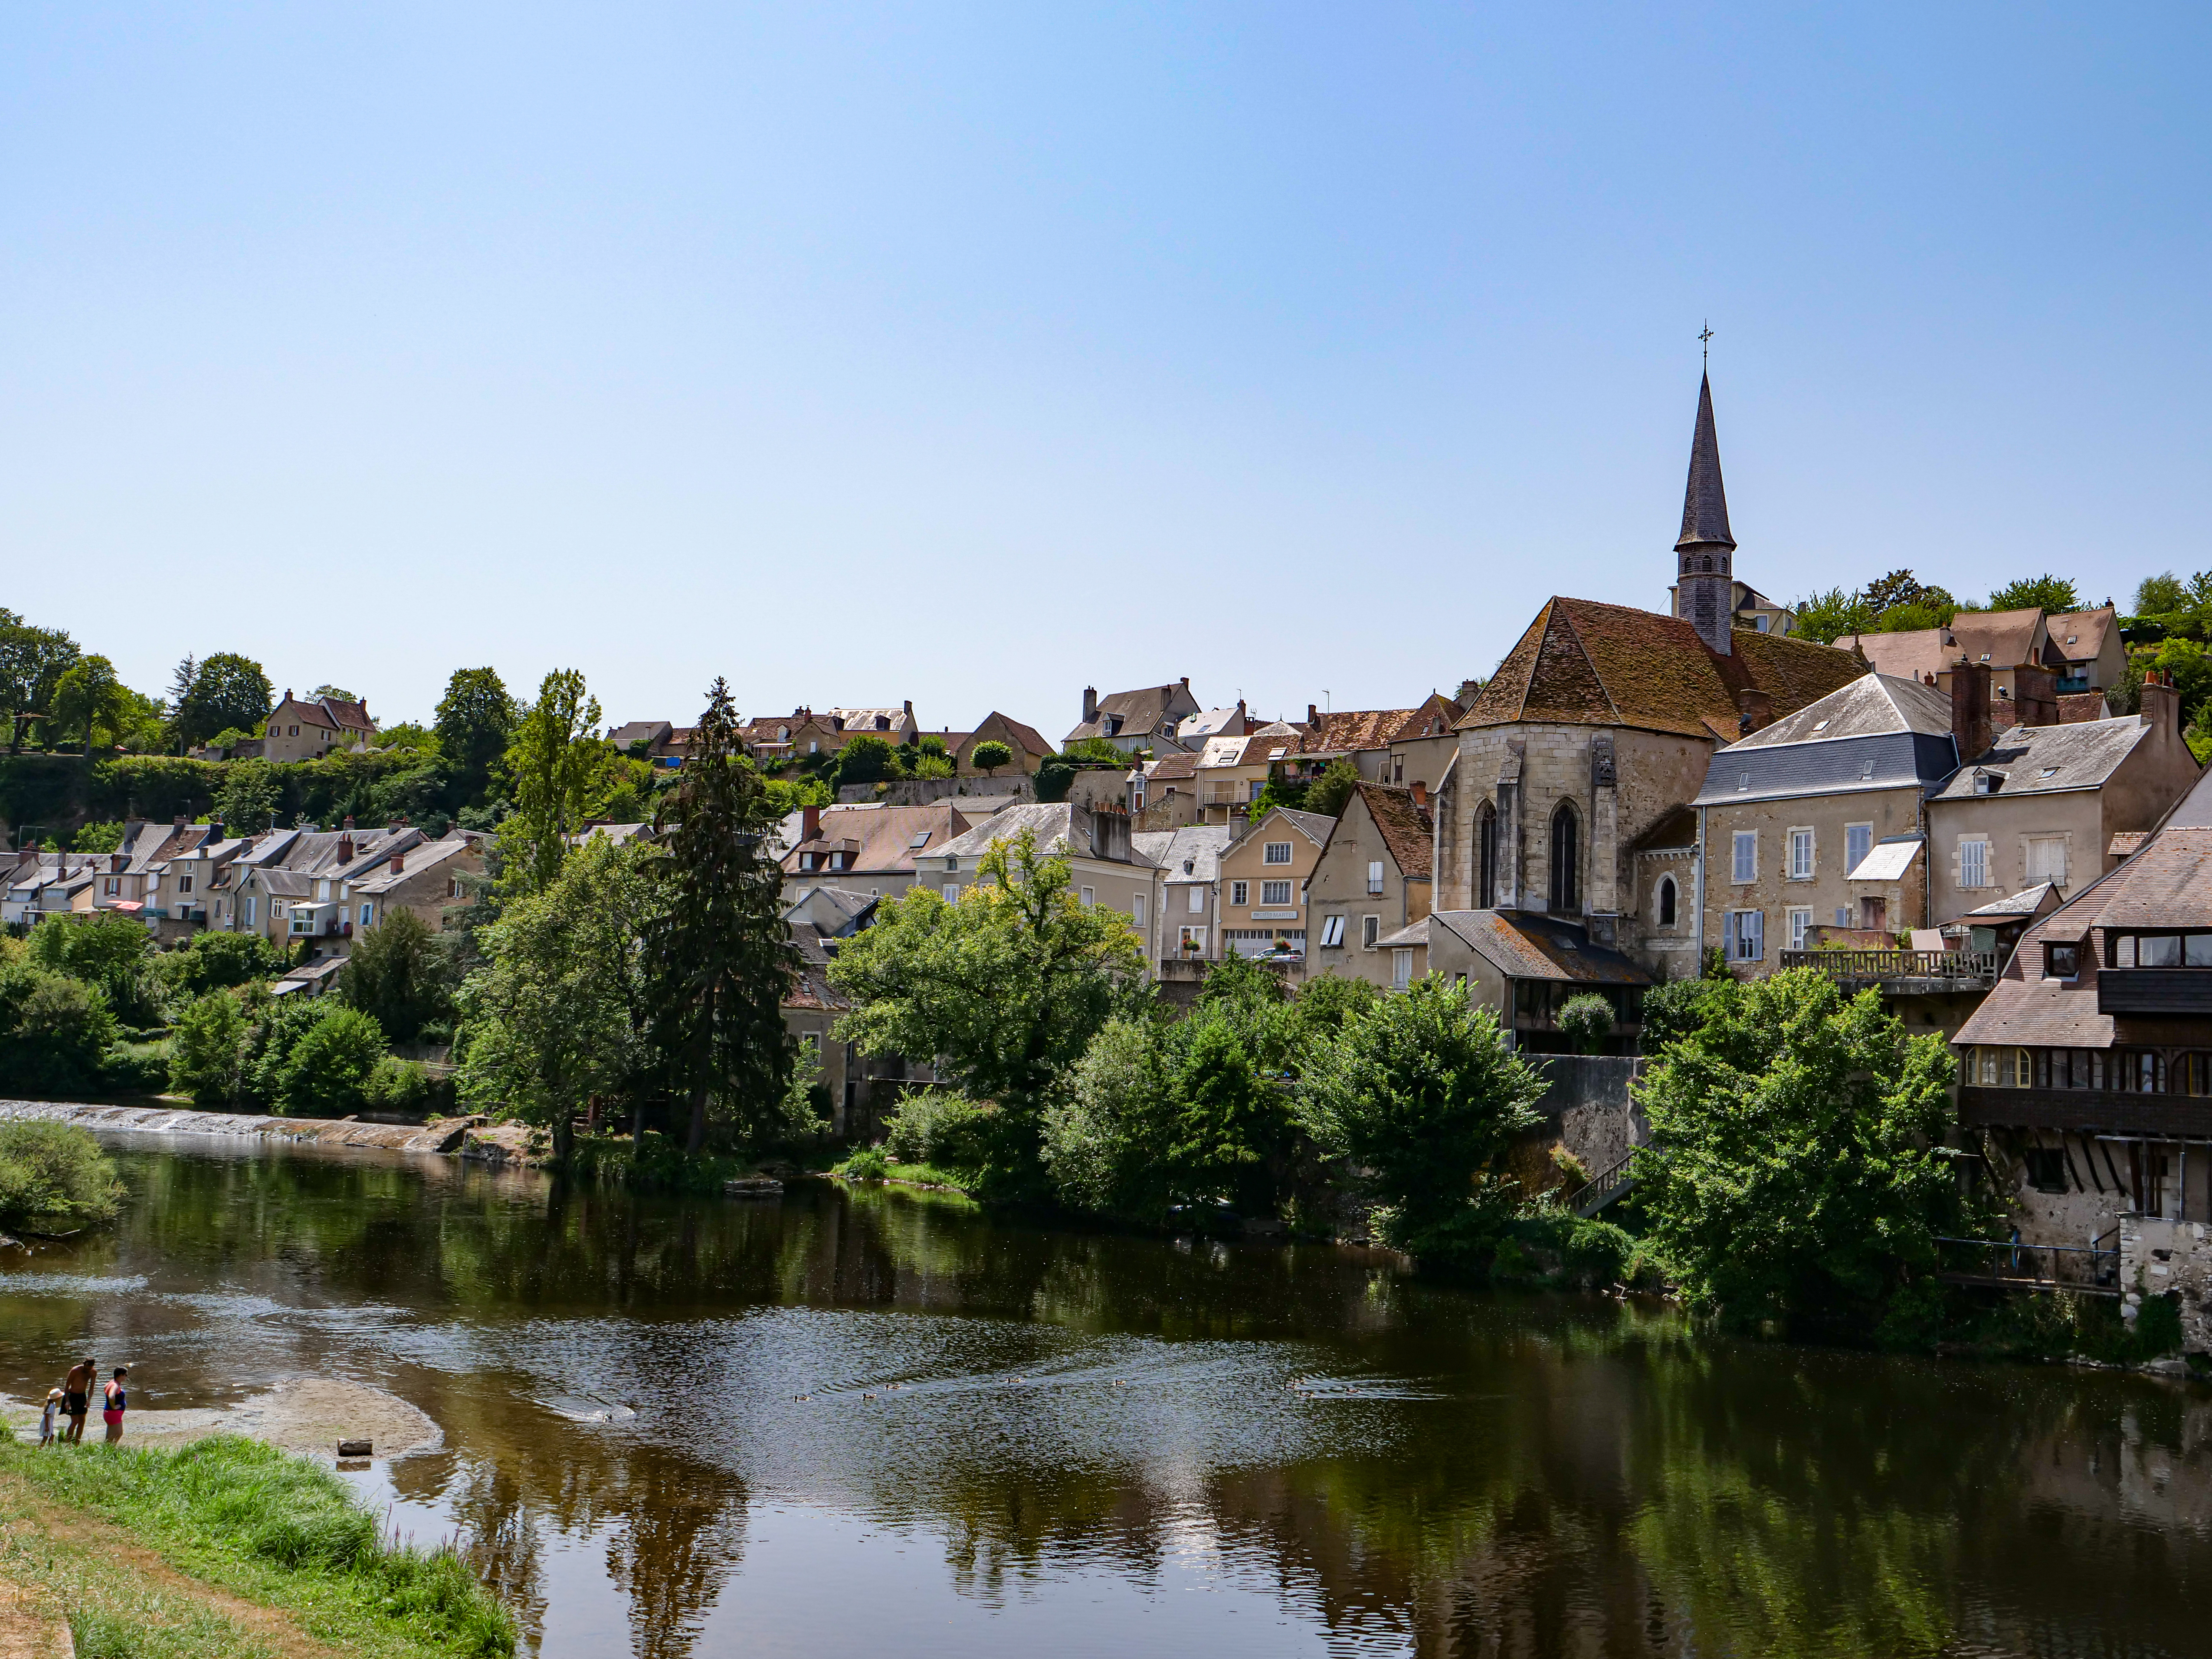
[1298,975,1543,1261]
[1557,992,1616,1054]
[336,908,456,1045]
[216,758,281,831]
[434,667,518,799]
[172,653,274,750]
[459,834,661,1161]
[2135,571,2189,616]
[644,677,798,1154]
[502,669,603,895]
[169,990,251,1104]
[1245,777,1308,822]
[834,733,898,787]
[159,931,288,998]
[970,739,1013,778]
[0,1121,122,1230]
[1168,1012,1286,1213]
[1302,759,1361,819]
[0,618,81,752]
[0,963,118,1093]
[1986,575,2080,613]
[1045,1013,1179,1216]
[26,911,161,1027]
[51,655,133,750]
[309,684,358,703]
[830,826,1147,1197]
[1632,967,1990,1336]
[277,1004,389,1117]
[71,822,125,854]
[1791,586,1873,646]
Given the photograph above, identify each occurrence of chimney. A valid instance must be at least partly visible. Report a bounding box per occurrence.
[1410,780,1429,809]
[337,831,354,864]
[2141,672,2182,739]
[1082,686,1098,723]
[903,699,914,721]
[1085,803,1133,864]
[1940,659,1993,761]
[207,820,226,844]
[173,813,187,830]
[110,852,126,873]
[343,815,356,830]
[283,689,293,702]
[2012,663,2057,728]
[1180,675,1190,688]
[1308,704,1321,728]
[802,803,822,842]
[1733,687,1773,736]
[389,853,404,875]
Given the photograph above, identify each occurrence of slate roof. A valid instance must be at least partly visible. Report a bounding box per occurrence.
[607,720,673,748]
[1232,807,1335,851]
[1134,824,1235,885]
[1065,682,1195,746]
[346,834,476,897]
[934,804,1156,867]
[1176,706,1249,743]
[783,803,973,877]
[1431,910,1652,986]
[1675,373,1735,550]
[2048,607,2116,665]
[1731,672,1954,748]
[1927,718,2150,802]
[1374,918,1430,950]
[1463,597,1863,741]
[1961,882,2060,918]
[1350,782,1433,879]
[1955,767,2212,1050]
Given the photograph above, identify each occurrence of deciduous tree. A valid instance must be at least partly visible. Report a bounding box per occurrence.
[172,653,274,750]
[51,656,133,750]
[337,908,457,1045]
[502,669,603,895]
[435,667,518,798]
[0,619,81,752]
[1986,574,2080,614]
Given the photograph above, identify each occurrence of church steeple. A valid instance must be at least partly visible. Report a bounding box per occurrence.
[1674,370,1737,656]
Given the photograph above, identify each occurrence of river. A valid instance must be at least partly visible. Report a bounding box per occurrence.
[2,1132,2209,1658]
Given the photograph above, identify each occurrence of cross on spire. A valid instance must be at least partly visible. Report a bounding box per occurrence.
[1699,320,1714,367]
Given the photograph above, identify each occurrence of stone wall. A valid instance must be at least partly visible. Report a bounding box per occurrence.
[2119,1216,2212,1353]
[1528,1055,1647,1174]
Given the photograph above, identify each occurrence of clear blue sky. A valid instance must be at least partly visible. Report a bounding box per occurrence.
[5,5,2208,735]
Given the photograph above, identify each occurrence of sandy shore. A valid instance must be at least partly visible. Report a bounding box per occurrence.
[5,1377,441,1463]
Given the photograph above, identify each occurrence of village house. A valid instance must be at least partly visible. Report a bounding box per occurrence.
[1065,680,1201,755]
[1215,807,1332,967]
[1376,691,1469,793]
[1431,372,1866,982]
[1305,783,1434,992]
[1133,823,1235,970]
[143,828,254,941]
[1131,751,1204,830]
[2047,606,2125,695]
[1175,702,1251,748]
[1,852,105,926]
[1421,909,1649,1054]
[1953,764,2212,1346]
[335,832,485,941]
[948,712,1052,779]
[605,720,695,767]
[262,690,376,763]
[914,803,1162,955]
[1926,672,2201,926]
[1694,672,1963,967]
[1666,576,1799,638]
[1192,723,1301,824]
[780,801,979,901]
[740,702,918,761]
[1837,610,2064,728]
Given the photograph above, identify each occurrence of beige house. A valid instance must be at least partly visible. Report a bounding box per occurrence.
[1065,680,1202,755]
[1378,692,1467,794]
[947,712,1051,779]
[1216,807,1332,967]
[1693,673,1964,966]
[913,803,1161,958]
[1927,679,2201,926]
[741,702,918,761]
[1193,724,1300,824]
[1305,783,1433,991]
[1131,751,1205,830]
[335,833,486,941]
[781,801,978,901]
[2046,607,2124,695]
[263,691,375,763]
[1423,909,1649,1054]
[1133,823,1235,967]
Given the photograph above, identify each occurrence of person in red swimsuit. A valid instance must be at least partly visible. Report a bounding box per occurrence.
[101,1367,128,1444]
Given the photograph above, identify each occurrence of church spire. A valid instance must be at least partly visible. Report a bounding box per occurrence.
[1675,372,1735,553]
[1673,369,1737,656]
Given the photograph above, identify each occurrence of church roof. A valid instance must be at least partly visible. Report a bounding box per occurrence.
[1459,597,1865,741]
[1675,372,1735,551]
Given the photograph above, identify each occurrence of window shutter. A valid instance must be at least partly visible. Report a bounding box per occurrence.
[1750,911,1764,958]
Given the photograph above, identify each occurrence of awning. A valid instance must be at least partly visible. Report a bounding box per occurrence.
[109,900,144,913]
[1847,839,1922,882]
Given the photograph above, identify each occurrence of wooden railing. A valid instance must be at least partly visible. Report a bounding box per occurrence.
[1779,949,2000,987]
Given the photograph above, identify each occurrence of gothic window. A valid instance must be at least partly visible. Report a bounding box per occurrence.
[1549,803,1580,914]
[1477,801,1498,909]
[1657,875,1677,929]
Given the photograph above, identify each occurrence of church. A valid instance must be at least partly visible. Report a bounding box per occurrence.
[1426,373,1865,999]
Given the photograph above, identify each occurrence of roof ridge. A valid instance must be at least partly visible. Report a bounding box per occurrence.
[1554,601,1626,725]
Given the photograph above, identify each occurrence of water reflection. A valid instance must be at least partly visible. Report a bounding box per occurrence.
[1,1136,2209,1657]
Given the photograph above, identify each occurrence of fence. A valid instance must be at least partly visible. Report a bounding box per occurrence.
[1779,949,2001,986]
[1934,1232,2121,1294]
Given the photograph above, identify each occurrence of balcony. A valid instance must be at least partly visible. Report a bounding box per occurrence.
[1959,1085,2212,1139]
[1780,948,1999,993]
[2097,969,2212,1016]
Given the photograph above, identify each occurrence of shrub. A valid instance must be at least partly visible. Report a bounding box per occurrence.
[277,1005,389,1117]
[169,990,250,1104]
[26,910,164,1026]
[159,930,289,998]
[98,1040,171,1095]
[0,964,119,1093]
[362,1055,434,1115]
[1556,993,1615,1054]
[882,1089,993,1173]
[836,1144,892,1180]
[1637,974,1736,1052]
[0,1121,123,1230]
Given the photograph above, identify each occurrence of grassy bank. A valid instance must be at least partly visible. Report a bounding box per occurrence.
[0,1430,512,1658]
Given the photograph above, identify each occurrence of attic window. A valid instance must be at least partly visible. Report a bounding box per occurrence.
[2066,635,2078,646]
[2038,767,2058,779]
[909,832,931,849]
[1811,720,1829,733]
[1737,771,1750,792]
[1860,757,1875,780]
[1978,652,1991,662]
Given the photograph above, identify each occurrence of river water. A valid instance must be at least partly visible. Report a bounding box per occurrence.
[2,1134,2209,1658]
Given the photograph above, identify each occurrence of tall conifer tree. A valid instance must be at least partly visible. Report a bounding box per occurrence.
[646,678,796,1153]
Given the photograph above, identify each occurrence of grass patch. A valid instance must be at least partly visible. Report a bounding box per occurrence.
[0,1430,513,1657]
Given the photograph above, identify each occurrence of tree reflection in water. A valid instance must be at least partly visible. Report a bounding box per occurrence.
[2,1137,2209,1658]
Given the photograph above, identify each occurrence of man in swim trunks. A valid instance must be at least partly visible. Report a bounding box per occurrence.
[62,1354,94,1445]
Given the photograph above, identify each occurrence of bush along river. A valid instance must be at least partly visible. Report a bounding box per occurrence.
[3,1130,2211,1659]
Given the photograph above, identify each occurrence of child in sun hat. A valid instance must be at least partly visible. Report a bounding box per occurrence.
[39,1387,63,1446]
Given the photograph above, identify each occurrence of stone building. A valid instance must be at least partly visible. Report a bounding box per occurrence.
[1430,372,1864,979]
[1305,782,1433,991]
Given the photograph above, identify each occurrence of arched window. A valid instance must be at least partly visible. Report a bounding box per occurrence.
[1549,803,1580,914]
[1477,801,1498,909]
[1657,875,1677,929]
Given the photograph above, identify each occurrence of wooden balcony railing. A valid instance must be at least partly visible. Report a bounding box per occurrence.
[1779,949,2000,988]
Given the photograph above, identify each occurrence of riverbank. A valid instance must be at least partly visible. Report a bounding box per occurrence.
[0,1429,512,1658]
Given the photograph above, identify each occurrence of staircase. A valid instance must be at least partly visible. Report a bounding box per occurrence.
[1568,1151,1638,1218]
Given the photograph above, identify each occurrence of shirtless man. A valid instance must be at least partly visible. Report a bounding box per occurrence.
[62,1354,95,1445]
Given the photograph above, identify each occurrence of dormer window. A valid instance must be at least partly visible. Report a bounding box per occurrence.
[2045,941,2078,978]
